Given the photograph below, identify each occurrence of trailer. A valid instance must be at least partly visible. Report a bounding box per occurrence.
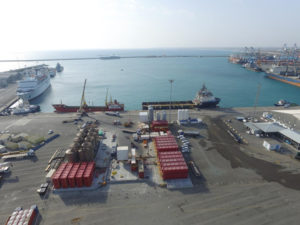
[2,150,35,161]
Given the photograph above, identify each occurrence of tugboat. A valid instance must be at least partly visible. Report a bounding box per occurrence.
[52,79,124,113]
[56,63,64,72]
[192,84,221,108]
[274,99,289,106]
[142,84,220,110]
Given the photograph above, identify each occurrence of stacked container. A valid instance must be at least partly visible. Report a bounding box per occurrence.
[67,163,80,188]
[60,163,73,188]
[52,162,95,189]
[75,162,87,188]
[154,135,189,180]
[83,162,95,187]
[154,136,178,152]
[151,120,169,132]
[5,205,38,225]
[52,162,67,189]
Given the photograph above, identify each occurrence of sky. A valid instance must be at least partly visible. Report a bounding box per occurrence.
[0,0,299,51]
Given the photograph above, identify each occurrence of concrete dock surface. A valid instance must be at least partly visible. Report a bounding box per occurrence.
[1,108,300,224]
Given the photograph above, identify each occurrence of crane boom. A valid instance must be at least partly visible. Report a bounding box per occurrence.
[78,79,87,113]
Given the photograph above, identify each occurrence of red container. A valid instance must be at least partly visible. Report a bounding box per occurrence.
[138,171,144,178]
[161,165,188,174]
[83,162,95,187]
[75,162,87,187]
[160,161,187,168]
[162,172,188,180]
[152,120,168,126]
[67,163,80,188]
[60,163,74,188]
[159,151,182,156]
[159,155,184,160]
[51,162,67,189]
[159,158,185,164]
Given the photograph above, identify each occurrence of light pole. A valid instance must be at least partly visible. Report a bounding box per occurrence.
[169,79,174,123]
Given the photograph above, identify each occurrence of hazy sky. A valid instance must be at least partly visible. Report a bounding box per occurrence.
[0,0,299,51]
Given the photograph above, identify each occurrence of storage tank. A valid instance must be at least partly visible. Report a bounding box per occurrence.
[156,112,161,121]
[162,111,167,121]
[65,149,73,162]
[78,149,86,161]
[148,105,154,122]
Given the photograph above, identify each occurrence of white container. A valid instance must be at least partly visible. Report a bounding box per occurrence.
[156,112,161,121]
[162,111,167,121]
[139,112,148,123]
[117,146,129,160]
[148,106,154,122]
[141,134,150,140]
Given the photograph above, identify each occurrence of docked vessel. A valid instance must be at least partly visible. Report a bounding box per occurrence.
[142,84,220,110]
[11,105,40,115]
[56,63,64,72]
[266,65,300,87]
[52,79,124,113]
[17,68,51,100]
[49,68,56,77]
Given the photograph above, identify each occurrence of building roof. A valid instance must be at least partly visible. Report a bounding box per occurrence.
[279,129,300,144]
[244,122,261,132]
[252,122,285,133]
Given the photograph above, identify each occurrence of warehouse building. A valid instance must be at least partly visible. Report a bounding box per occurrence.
[245,122,300,150]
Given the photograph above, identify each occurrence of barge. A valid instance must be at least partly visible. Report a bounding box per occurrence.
[142,84,220,110]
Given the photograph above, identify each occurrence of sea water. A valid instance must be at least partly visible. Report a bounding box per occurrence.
[1,48,300,112]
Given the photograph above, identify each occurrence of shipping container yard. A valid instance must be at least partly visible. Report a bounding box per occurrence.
[1,106,300,224]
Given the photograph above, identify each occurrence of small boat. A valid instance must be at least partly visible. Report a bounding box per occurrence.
[56,63,64,72]
[274,99,289,106]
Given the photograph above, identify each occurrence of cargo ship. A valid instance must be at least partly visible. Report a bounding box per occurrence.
[52,79,124,113]
[142,84,220,110]
[266,65,300,87]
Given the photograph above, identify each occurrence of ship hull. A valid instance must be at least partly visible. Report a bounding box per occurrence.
[17,76,51,100]
[52,104,124,113]
[266,73,300,87]
[142,98,220,110]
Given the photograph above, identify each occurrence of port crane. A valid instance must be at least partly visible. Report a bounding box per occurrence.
[78,79,87,114]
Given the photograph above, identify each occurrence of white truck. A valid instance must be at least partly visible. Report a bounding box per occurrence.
[0,162,12,173]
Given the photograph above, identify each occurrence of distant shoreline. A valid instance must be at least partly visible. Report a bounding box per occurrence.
[0,55,229,63]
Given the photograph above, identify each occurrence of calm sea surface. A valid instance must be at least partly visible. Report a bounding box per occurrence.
[1,49,300,112]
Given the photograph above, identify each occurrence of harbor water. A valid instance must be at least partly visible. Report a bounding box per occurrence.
[1,49,300,112]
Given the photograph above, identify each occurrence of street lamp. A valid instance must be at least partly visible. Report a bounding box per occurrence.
[169,79,174,123]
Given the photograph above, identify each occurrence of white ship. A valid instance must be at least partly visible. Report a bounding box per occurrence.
[17,67,51,100]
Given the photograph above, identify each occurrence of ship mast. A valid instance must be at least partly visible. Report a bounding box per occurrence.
[78,79,87,113]
[105,88,109,106]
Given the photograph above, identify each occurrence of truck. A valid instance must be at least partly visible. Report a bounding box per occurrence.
[105,111,120,117]
[188,161,201,177]
[2,150,35,161]
[0,162,12,174]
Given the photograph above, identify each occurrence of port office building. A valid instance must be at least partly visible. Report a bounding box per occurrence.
[245,122,300,150]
